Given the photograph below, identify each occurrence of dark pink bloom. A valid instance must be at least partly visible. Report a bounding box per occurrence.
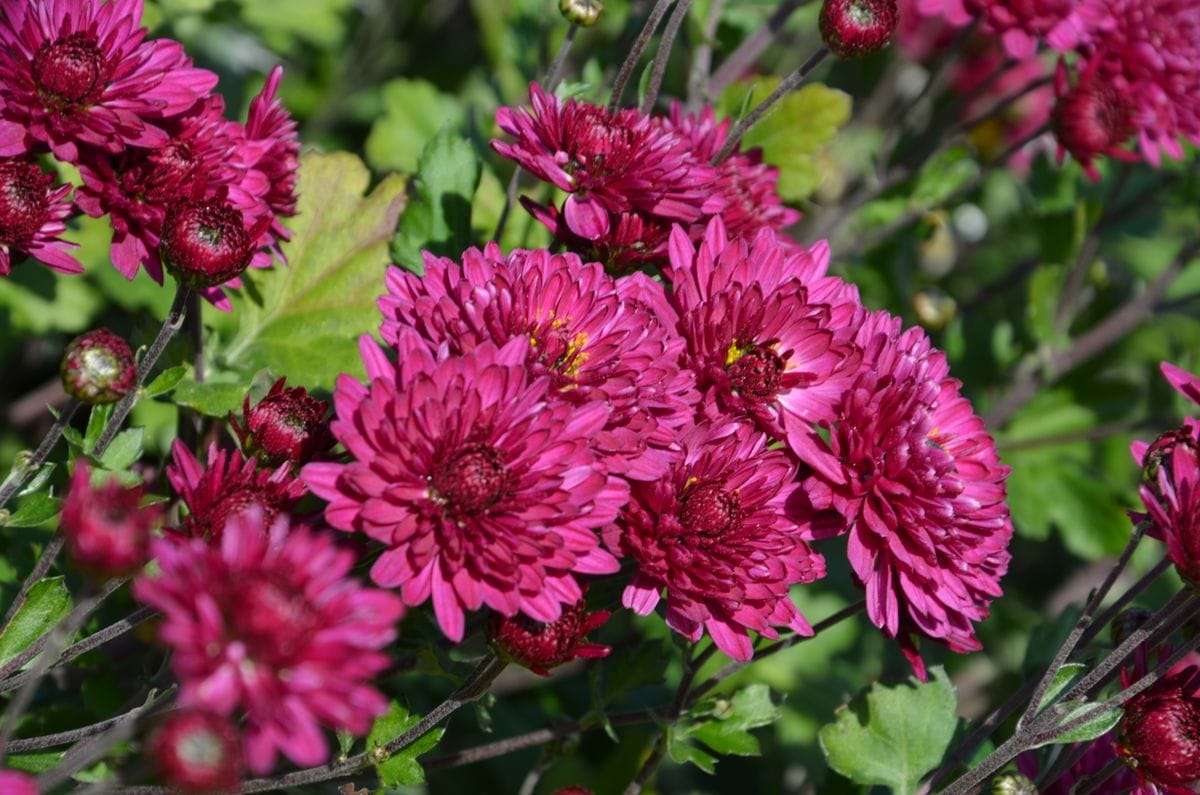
[150,709,243,793]
[61,462,161,577]
[60,327,136,405]
[604,421,825,661]
[659,104,801,243]
[897,0,967,62]
[303,336,626,641]
[133,511,405,774]
[1052,71,1135,180]
[493,83,723,269]
[166,440,306,544]
[0,0,218,162]
[1118,664,1200,792]
[489,592,610,676]
[961,0,1106,58]
[664,219,862,476]
[803,311,1013,677]
[1161,361,1200,407]
[379,245,696,480]
[0,771,38,795]
[0,157,81,275]
[230,378,333,469]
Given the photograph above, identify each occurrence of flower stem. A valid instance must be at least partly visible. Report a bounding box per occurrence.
[608,0,675,113]
[706,0,814,100]
[640,0,695,114]
[0,399,80,514]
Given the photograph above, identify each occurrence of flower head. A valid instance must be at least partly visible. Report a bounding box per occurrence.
[150,710,243,793]
[379,245,696,480]
[0,0,218,161]
[0,771,38,795]
[60,328,136,405]
[303,336,626,641]
[604,421,825,661]
[1118,664,1200,790]
[230,378,333,469]
[166,440,306,544]
[61,462,161,577]
[961,0,1106,58]
[803,311,1013,677]
[819,0,899,59]
[489,593,611,676]
[1138,423,1200,586]
[1052,74,1135,180]
[0,157,81,275]
[133,510,406,774]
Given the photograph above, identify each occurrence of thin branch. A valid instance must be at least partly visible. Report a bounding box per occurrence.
[608,0,674,113]
[707,0,813,99]
[622,734,667,795]
[685,0,724,109]
[640,0,695,114]
[0,400,80,514]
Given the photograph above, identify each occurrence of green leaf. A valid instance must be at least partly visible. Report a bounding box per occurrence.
[677,685,782,763]
[96,427,144,472]
[219,151,407,390]
[912,145,980,206]
[0,577,72,668]
[688,723,761,756]
[84,404,115,453]
[1020,663,1087,730]
[5,751,65,774]
[142,365,187,399]
[391,129,481,274]
[1028,700,1123,749]
[366,701,446,787]
[818,666,958,795]
[365,78,466,173]
[5,490,61,528]
[668,728,718,774]
[717,80,851,202]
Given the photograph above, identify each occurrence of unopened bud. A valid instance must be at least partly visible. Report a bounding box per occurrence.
[61,328,136,405]
[991,773,1037,795]
[819,0,897,59]
[559,0,603,27]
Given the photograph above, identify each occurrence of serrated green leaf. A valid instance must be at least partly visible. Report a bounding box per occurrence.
[84,404,115,453]
[171,378,251,417]
[96,427,144,472]
[1029,700,1123,749]
[5,751,65,774]
[366,701,446,787]
[219,151,407,390]
[688,723,761,757]
[5,490,60,528]
[668,731,717,774]
[365,78,465,173]
[818,666,958,795]
[142,365,187,399]
[0,577,72,668]
[391,129,481,274]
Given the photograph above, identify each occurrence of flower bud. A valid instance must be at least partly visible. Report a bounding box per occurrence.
[60,328,136,405]
[1111,607,1153,648]
[489,595,610,676]
[819,0,898,59]
[0,159,53,248]
[61,462,161,578]
[991,773,1037,795]
[559,0,603,27]
[229,377,333,468]
[161,198,255,289]
[1053,81,1132,172]
[1118,667,1200,788]
[150,709,243,793]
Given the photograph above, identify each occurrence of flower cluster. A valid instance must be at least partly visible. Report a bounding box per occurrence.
[0,0,299,306]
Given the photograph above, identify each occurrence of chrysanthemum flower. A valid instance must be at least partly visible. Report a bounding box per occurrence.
[379,245,696,480]
[0,157,81,275]
[0,770,37,795]
[664,219,862,476]
[960,0,1106,58]
[132,510,405,774]
[1051,71,1135,180]
[489,592,611,676]
[303,336,626,641]
[493,83,723,269]
[1118,664,1200,792]
[0,0,218,162]
[150,709,243,793]
[61,461,161,577]
[803,311,1013,677]
[166,440,306,544]
[603,421,825,661]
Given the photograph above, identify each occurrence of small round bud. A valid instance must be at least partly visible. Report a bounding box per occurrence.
[991,773,1037,795]
[161,198,255,289]
[60,328,136,405]
[1118,668,1200,788]
[61,462,161,578]
[559,0,603,27]
[1053,80,1133,172]
[489,595,610,676]
[819,0,898,59]
[150,709,243,793]
[229,378,334,468]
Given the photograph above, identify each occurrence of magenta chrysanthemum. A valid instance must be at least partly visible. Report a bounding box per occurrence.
[961,0,1106,58]
[664,218,862,476]
[0,771,37,795]
[61,461,161,577]
[492,82,723,269]
[0,0,218,162]
[166,440,306,543]
[379,244,696,480]
[0,157,81,275]
[132,510,405,774]
[803,311,1013,676]
[489,592,611,676]
[303,336,627,641]
[603,421,825,661]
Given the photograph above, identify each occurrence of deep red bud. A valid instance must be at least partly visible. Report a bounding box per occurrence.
[61,463,161,578]
[489,595,611,676]
[161,198,255,289]
[150,710,243,793]
[1053,81,1133,170]
[0,159,54,247]
[819,0,898,59]
[1118,668,1200,788]
[229,378,333,468]
[60,328,136,405]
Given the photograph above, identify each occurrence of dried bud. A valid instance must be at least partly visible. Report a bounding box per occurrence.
[489,595,610,676]
[1111,607,1154,648]
[150,710,243,793]
[60,328,136,405]
[559,0,603,26]
[0,770,38,795]
[161,198,256,289]
[229,378,333,468]
[1118,667,1200,788]
[991,773,1037,795]
[819,0,898,59]
[61,462,161,578]
[1053,80,1133,173]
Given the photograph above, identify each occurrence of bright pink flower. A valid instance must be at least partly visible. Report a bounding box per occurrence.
[166,440,306,544]
[803,311,1013,677]
[603,421,825,661]
[493,83,723,269]
[1066,0,1200,168]
[150,709,243,793]
[1137,423,1200,587]
[303,336,626,642]
[961,0,1106,58]
[897,0,967,62]
[664,218,862,476]
[0,0,218,162]
[1161,361,1200,407]
[489,592,610,676]
[379,245,697,480]
[659,104,801,242]
[61,462,161,578]
[0,157,81,275]
[133,511,405,774]
[0,771,38,795]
